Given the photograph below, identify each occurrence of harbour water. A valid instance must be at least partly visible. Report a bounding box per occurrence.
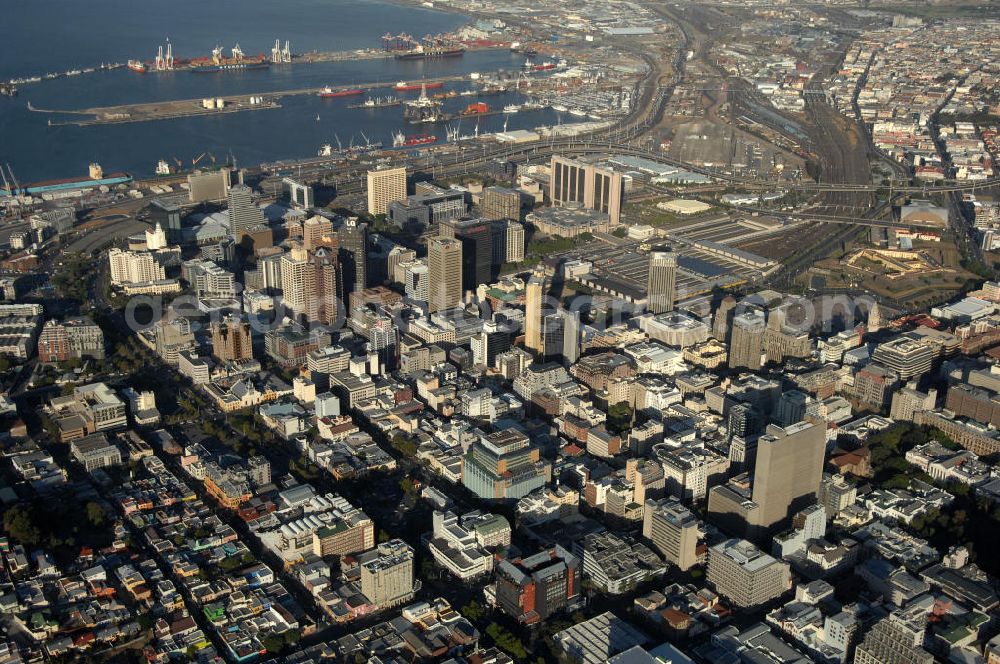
[0,0,558,182]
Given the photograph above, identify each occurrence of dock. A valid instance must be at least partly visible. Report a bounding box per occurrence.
[28,74,476,127]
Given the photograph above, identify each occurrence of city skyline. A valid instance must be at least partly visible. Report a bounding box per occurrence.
[2,1,1000,663]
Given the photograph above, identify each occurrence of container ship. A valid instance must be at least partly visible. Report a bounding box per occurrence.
[395,81,444,92]
[127,60,147,73]
[318,87,364,98]
[190,45,269,73]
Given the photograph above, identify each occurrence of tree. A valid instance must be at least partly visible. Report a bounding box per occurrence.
[261,635,285,654]
[486,622,528,660]
[461,600,485,622]
[391,433,418,457]
[606,402,633,435]
[3,505,42,547]
[85,502,104,527]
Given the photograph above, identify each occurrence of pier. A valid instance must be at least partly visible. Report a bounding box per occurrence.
[28,74,478,127]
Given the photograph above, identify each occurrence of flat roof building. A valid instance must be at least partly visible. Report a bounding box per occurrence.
[707,538,791,608]
[366,166,407,216]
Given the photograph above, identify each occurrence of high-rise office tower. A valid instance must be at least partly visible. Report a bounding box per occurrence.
[366,166,407,215]
[280,244,339,326]
[549,155,624,225]
[405,262,429,303]
[708,420,825,542]
[337,218,368,299]
[227,184,266,238]
[258,253,284,294]
[729,309,766,370]
[427,237,462,312]
[440,218,492,289]
[280,245,313,324]
[309,247,340,327]
[472,320,513,367]
[643,498,701,571]
[647,250,678,314]
[491,220,526,265]
[542,309,580,364]
[524,271,545,355]
[302,215,334,250]
[751,421,825,532]
[542,312,565,363]
[713,296,738,342]
[149,200,183,242]
[210,315,254,362]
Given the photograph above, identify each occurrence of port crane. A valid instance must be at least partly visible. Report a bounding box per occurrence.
[192,152,206,167]
[1,164,19,210]
[382,32,417,51]
[155,41,174,71]
[2,163,24,211]
[271,39,291,64]
[173,157,182,170]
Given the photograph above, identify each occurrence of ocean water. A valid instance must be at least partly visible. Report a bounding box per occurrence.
[0,0,553,182]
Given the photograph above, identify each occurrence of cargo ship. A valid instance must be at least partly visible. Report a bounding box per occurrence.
[395,81,444,92]
[318,87,364,98]
[189,45,269,73]
[127,59,147,73]
[395,45,465,60]
[392,131,437,147]
[524,60,557,72]
[191,61,269,73]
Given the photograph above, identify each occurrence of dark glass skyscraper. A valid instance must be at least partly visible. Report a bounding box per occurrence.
[337,218,368,299]
[440,218,492,290]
